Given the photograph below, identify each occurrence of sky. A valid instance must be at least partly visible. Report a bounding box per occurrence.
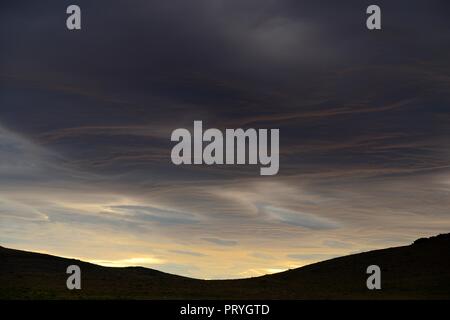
[1,0,450,279]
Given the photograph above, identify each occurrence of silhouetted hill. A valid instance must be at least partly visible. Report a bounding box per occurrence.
[1,233,449,299]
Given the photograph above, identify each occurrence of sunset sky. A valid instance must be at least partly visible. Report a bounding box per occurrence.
[1,0,450,279]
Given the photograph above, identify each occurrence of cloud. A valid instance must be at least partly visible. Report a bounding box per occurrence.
[323,240,353,249]
[91,256,164,267]
[202,238,238,247]
[157,263,200,277]
[261,205,340,230]
[109,205,198,225]
[0,125,54,178]
[169,249,207,257]
[0,197,49,222]
[250,252,275,260]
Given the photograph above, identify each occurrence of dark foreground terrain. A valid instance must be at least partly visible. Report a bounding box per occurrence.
[1,234,449,299]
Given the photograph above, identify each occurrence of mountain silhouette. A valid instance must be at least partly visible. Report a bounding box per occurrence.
[1,233,449,299]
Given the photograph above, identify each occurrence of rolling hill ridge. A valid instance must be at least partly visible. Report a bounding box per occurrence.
[1,233,449,299]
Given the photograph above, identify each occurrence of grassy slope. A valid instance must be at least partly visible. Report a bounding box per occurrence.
[1,234,449,299]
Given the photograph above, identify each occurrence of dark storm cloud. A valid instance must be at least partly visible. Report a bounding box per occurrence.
[1,0,449,184]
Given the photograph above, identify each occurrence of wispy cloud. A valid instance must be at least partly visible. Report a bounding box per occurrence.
[109,205,198,225]
[169,249,207,257]
[202,238,238,247]
[261,205,340,230]
[91,256,165,267]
